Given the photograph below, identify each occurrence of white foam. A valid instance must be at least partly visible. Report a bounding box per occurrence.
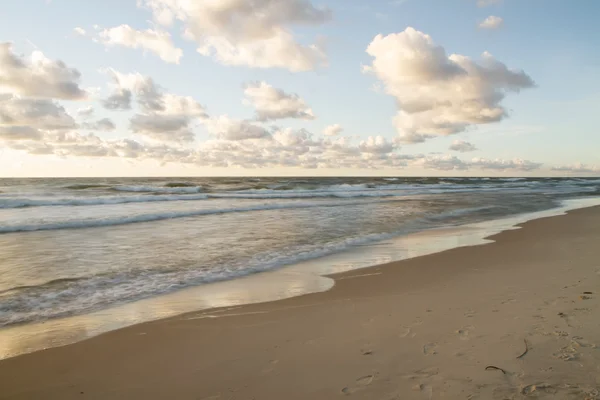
[0,194,209,209]
[0,198,398,234]
[113,185,202,194]
[2,197,600,360]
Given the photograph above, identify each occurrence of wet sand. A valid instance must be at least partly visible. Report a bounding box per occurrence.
[1,206,600,399]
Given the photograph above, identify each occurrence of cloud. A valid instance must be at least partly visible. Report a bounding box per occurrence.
[97,24,183,64]
[103,69,207,116]
[477,0,502,7]
[470,158,542,171]
[2,119,548,173]
[139,0,331,71]
[102,69,208,142]
[449,140,477,152]
[196,129,405,169]
[101,88,132,110]
[358,135,397,154]
[243,81,315,121]
[203,115,271,141]
[412,154,541,171]
[130,113,194,141]
[0,126,43,141]
[551,164,600,174]
[364,27,535,143]
[0,94,76,130]
[412,154,468,171]
[82,117,116,131]
[0,42,87,100]
[77,106,94,118]
[479,16,503,29]
[73,27,87,36]
[323,124,343,136]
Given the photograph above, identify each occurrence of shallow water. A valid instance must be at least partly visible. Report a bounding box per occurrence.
[0,177,598,331]
[1,197,599,360]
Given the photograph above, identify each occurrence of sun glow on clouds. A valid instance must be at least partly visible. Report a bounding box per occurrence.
[364,27,534,144]
[0,0,595,176]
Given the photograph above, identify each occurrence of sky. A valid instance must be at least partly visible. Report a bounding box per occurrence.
[0,0,598,177]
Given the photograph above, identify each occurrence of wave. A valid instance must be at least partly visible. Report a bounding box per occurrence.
[3,184,596,209]
[113,185,202,194]
[2,179,598,210]
[0,193,209,209]
[1,228,409,326]
[163,182,198,188]
[0,277,85,295]
[64,184,111,190]
[0,199,403,234]
[210,185,529,200]
[0,202,523,327]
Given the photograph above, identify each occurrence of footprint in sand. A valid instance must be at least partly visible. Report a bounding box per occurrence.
[260,359,279,374]
[399,326,417,338]
[571,336,597,349]
[412,383,433,399]
[423,343,438,356]
[456,325,474,341]
[521,383,556,396]
[404,367,439,381]
[553,344,579,361]
[403,369,438,399]
[558,312,573,327]
[341,374,374,395]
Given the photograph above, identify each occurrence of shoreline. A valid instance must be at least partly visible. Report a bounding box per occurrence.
[1,197,600,361]
[2,204,600,398]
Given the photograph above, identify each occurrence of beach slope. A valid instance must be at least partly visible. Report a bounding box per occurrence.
[1,207,600,399]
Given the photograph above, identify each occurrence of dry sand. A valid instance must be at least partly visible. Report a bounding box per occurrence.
[1,206,600,399]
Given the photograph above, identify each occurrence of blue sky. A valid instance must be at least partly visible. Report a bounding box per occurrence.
[0,0,598,176]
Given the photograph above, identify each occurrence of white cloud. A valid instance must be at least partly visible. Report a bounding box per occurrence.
[77,106,94,118]
[102,69,208,142]
[97,24,183,64]
[82,117,116,131]
[103,69,207,116]
[412,154,468,171]
[470,158,542,171]
[0,94,76,130]
[0,126,43,141]
[2,120,548,173]
[243,81,315,121]
[323,124,343,136]
[73,27,87,36]
[139,0,331,71]
[130,113,194,142]
[0,42,87,100]
[551,164,600,174]
[203,115,271,141]
[411,154,541,171]
[359,135,397,154]
[449,140,477,152]
[364,27,534,143]
[479,16,503,30]
[101,88,132,110]
[477,0,502,7]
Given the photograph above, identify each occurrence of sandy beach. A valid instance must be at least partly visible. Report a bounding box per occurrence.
[1,206,600,399]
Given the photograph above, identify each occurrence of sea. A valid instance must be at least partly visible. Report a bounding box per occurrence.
[1,176,600,358]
